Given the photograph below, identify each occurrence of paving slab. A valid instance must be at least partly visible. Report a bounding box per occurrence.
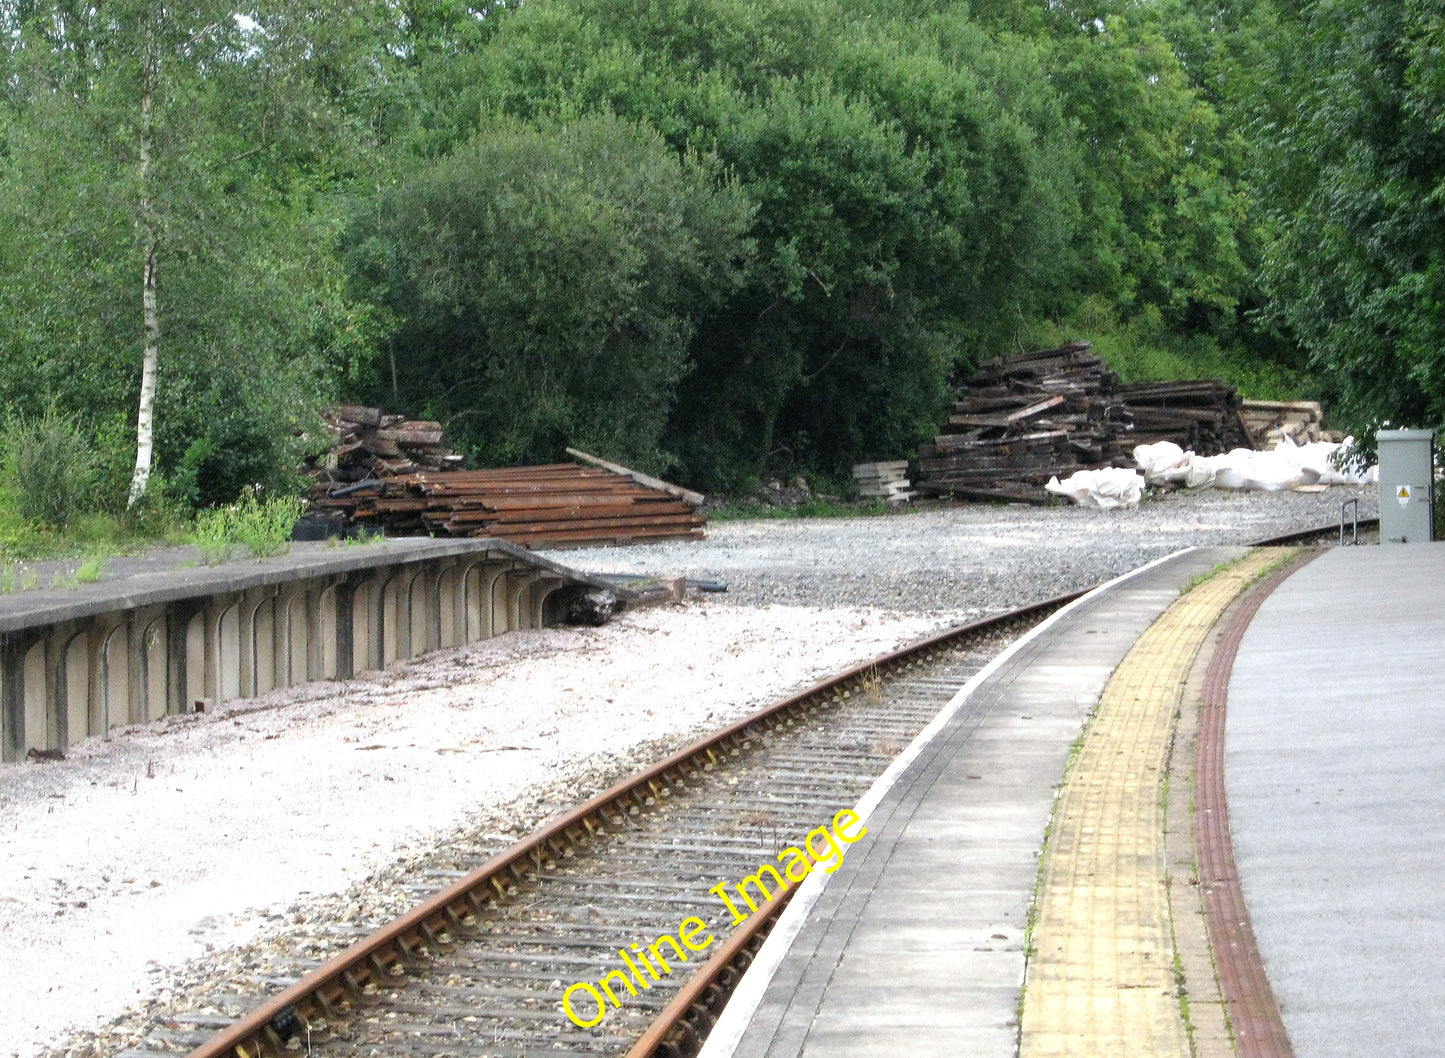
[1227,543,1445,1058]
[1019,549,1283,1058]
[702,545,1246,1058]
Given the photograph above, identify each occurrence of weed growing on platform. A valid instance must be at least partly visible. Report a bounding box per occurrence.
[193,509,240,565]
[195,490,306,564]
[1180,557,1240,595]
[1240,547,1300,590]
[75,555,105,583]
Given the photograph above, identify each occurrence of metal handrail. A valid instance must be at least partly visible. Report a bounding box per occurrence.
[1340,498,1360,546]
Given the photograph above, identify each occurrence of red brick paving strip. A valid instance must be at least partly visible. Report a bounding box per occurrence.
[1196,549,1320,1058]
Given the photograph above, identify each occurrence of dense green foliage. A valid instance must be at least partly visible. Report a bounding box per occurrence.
[1249,0,1445,430]
[0,0,1439,511]
[1,407,96,529]
[344,113,754,470]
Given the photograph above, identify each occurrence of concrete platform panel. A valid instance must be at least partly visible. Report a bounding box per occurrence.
[0,539,608,761]
[705,546,1246,1058]
[1227,543,1445,1058]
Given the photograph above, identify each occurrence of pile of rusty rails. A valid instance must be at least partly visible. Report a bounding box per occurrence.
[312,460,707,549]
[917,342,1255,503]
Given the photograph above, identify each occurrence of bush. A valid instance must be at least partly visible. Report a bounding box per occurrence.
[343,112,754,475]
[194,490,307,564]
[0,407,96,529]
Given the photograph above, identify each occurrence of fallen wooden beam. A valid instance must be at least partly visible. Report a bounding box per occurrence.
[565,447,705,507]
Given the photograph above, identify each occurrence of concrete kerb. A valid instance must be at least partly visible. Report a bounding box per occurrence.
[695,546,1201,1058]
[0,537,621,636]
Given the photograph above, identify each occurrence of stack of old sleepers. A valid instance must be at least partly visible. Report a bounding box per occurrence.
[853,461,914,503]
[916,342,1255,502]
[307,405,465,484]
[916,342,1128,502]
[1238,399,1337,449]
[1117,380,1254,454]
[312,462,706,548]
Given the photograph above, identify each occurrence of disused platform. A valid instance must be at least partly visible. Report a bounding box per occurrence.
[698,545,1248,1058]
[1227,543,1445,1056]
[0,538,610,762]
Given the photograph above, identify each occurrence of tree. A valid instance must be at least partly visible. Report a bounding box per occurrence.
[0,0,377,506]
[401,0,1081,487]
[1252,0,1445,428]
[342,112,754,472]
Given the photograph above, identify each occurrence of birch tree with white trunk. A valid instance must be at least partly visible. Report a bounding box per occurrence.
[128,37,160,507]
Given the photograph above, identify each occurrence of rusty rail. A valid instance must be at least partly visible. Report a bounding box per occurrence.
[624,888,796,1058]
[1251,515,1377,547]
[185,589,1082,1058]
[185,520,1350,1058]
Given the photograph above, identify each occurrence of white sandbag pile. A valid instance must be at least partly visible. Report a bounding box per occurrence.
[1045,467,1146,509]
[1132,439,1376,493]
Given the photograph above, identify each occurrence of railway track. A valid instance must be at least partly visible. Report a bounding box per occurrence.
[123,520,1357,1058]
[152,592,1076,1058]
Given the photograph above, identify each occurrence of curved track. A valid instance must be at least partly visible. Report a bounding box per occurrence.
[174,594,1078,1058]
[163,522,1352,1058]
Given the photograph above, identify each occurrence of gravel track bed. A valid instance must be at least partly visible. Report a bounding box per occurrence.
[550,487,1379,612]
[1,488,1376,1058]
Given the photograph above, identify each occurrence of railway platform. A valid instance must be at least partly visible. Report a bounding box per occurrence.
[697,541,1445,1058]
[1227,544,1445,1057]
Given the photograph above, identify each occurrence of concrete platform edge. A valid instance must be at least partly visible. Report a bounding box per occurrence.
[696,545,1201,1058]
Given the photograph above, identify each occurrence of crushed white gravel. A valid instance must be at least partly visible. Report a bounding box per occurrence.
[0,488,1377,1057]
[1,602,956,1057]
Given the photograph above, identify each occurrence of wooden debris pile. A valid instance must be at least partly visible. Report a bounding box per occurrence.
[308,404,465,482]
[916,342,1255,503]
[1238,400,1338,449]
[308,422,707,547]
[853,461,913,504]
[1116,380,1254,454]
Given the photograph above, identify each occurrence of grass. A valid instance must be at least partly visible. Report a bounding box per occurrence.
[0,483,310,581]
[1180,556,1243,595]
[1240,547,1300,590]
[1025,300,1311,405]
[76,554,106,583]
[192,491,309,565]
[0,508,190,564]
[325,527,387,548]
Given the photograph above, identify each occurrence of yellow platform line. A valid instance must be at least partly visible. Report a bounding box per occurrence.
[1019,550,1286,1058]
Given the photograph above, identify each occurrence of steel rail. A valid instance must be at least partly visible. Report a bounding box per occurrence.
[185,589,1083,1058]
[1250,515,1377,547]
[184,516,1356,1058]
[622,888,795,1058]
[616,520,1357,1058]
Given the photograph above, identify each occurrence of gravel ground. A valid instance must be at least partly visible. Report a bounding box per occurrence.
[550,486,1379,612]
[0,486,1378,1058]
